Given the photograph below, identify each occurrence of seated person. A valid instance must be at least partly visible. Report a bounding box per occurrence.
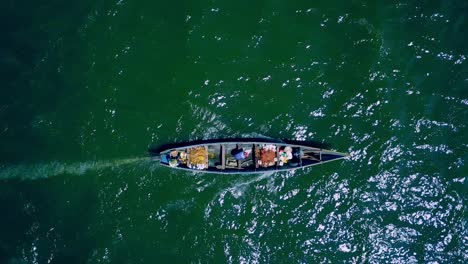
[231,147,245,160]
[278,146,293,165]
[168,150,180,167]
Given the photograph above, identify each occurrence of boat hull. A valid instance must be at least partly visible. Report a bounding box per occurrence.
[155,140,348,174]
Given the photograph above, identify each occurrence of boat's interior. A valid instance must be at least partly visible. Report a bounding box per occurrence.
[160,143,328,173]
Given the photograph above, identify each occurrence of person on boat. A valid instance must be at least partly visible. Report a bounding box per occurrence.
[167,150,180,167]
[231,147,245,160]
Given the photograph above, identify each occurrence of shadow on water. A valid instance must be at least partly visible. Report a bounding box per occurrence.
[148,138,332,156]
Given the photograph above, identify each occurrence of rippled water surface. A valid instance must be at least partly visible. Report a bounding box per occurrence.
[1,0,466,263]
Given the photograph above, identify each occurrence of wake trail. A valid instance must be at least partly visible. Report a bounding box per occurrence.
[215,171,276,200]
[228,171,276,191]
[0,157,151,181]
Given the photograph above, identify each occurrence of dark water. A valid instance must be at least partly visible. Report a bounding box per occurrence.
[1,0,467,263]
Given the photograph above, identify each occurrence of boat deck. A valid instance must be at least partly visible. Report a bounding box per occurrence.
[158,141,347,174]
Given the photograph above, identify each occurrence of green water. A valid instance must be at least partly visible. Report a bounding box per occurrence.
[1,0,466,263]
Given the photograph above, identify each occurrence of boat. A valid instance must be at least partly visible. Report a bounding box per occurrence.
[154,139,349,174]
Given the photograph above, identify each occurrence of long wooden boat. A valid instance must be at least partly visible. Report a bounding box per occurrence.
[156,140,348,174]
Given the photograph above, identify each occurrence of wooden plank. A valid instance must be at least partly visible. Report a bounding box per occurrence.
[205,146,209,168]
[275,144,280,168]
[237,144,242,169]
[251,144,256,170]
[299,147,303,167]
[221,145,226,169]
[254,145,259,169]
[187,148,191,167]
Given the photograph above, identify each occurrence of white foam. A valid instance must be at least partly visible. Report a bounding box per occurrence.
[0,157,148,180]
